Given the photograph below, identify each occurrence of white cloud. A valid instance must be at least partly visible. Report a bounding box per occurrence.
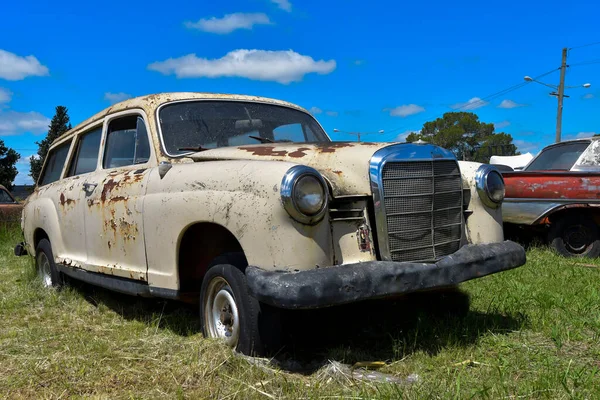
[0,111,50,136]
[185,13,272,34]
[583,93,594,99]
[514,139,540,154]
[148,49,336,84]
[353,59,366,66]
[0,87,12,104]
[0,49,49,80]
[309,106,322,115]
[271,0,292,12]
[498,99,526,109]
[494,120,510,130]
[17,154,35,165]
[396,129,420,142]
[576,132,597,138]
[104,92,132,104]
[325,110,338,117]
[389,104,425,117]
[451,97,488,110]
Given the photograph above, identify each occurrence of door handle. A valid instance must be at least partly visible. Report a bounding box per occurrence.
[83,182,98,196]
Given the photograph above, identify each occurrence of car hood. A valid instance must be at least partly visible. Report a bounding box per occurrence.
[188,142,396,196]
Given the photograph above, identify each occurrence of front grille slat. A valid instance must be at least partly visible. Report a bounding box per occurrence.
[380,160,462,263]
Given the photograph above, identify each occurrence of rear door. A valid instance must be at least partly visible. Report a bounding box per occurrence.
[83,111,153,281]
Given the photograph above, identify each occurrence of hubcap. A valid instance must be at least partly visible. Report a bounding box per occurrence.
[37,253,53,287]
[564,224,593,254]
[204,277,240,347]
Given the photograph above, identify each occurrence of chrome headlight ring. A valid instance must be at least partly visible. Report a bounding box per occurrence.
[475,164,505,208]
[281,165,328,225]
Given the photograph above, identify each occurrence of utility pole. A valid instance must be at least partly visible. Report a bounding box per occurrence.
[525,48,591,143]
[555,47,568,143]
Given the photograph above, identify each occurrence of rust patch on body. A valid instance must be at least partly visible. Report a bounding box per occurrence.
[316,143,354,153]
[288,147,311,158]
[59,193,75,206]
[239,146,289,157]
[332,170,343,176]
[101,179,119,202]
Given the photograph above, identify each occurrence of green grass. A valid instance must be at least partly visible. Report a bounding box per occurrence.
[1,222,599,399]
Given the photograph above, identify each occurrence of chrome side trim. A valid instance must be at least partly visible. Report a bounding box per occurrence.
[369,143,460,261]
[503,199,600,225]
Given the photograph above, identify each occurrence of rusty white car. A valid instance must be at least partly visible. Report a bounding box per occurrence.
[15,93,526,355]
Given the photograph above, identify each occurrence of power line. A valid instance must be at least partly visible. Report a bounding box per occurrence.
[383,67,560,137]
[570,59,600,67]
[569,41,600,50]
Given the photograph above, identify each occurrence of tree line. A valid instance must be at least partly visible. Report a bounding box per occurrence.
[1,109,517,190]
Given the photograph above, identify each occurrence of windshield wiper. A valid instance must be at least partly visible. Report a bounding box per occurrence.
[178,146,210,152]
[249,135,274,144]
[248,136,293,144]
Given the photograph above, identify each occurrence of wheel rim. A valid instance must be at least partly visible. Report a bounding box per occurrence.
[563,224,593,254]
[37,252,53,287]
[203,276,240,347]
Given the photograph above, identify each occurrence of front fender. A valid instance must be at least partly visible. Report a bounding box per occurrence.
[143,160,333,289]
[458,161,504,244]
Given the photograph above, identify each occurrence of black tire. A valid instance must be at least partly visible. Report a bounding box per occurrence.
[200,261,282,356]
[35,238,63,288]
[548,215,600,258]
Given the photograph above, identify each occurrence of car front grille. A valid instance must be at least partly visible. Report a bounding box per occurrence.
[380,160,463,262]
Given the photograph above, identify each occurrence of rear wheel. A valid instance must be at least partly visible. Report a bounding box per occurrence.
[548,215,600,258]
[35,239,62,288]
[200,262,282,356]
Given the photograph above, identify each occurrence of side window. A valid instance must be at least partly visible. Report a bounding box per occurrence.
[273,123,307,142]
[103,116,151,168]
[39,140,72,186]
[0,189,15,203]
[67,128,102,177]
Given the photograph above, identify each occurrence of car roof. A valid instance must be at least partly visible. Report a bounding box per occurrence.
[57,92,311,142]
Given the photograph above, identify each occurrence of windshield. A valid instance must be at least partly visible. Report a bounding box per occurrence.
[0,189,15,204]
[159,101,330,156]
[525,141,590,171]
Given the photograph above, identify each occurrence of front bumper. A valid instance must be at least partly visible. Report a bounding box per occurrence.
[246,241,526,309]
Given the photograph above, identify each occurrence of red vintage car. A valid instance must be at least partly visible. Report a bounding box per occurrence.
[503,138,600,257]
[0,185,23,223]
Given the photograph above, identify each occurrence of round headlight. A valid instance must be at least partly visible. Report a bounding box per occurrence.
[475,165,505,208]
[293,175,325,215]
[281,166,328,224]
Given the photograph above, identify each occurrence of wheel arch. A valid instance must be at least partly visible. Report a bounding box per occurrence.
[177,222,247,293]
[537,203,600,226]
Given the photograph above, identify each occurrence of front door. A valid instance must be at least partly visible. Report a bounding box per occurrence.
[83,113,153,281]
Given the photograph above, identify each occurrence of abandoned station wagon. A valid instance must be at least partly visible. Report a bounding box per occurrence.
[16,93,526,355]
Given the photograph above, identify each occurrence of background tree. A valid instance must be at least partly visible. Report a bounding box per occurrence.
[30,106,72,184]
[0,140,20,190]
[405,112,518,163]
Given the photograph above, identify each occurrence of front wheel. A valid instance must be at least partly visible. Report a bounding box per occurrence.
[548,215,600,258]
[200,263,281,356]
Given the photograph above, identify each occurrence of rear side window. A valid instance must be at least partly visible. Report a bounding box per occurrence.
[526,142,590,171]
[67,128,102,177]
[39,141,72,186]
[0,189,15,203]
[103,116,151,168]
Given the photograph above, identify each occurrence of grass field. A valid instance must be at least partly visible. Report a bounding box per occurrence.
[1,222,599,399]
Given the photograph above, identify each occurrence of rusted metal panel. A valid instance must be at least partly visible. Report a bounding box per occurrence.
[504,172,600,200]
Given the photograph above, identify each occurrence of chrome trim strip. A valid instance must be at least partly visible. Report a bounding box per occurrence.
[369,143,461,261]
[505,198,600,203]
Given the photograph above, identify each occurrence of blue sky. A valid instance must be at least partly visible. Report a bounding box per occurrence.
[1,0,599,184]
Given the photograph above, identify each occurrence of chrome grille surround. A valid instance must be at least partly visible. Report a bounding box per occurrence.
[369,144,464,262]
